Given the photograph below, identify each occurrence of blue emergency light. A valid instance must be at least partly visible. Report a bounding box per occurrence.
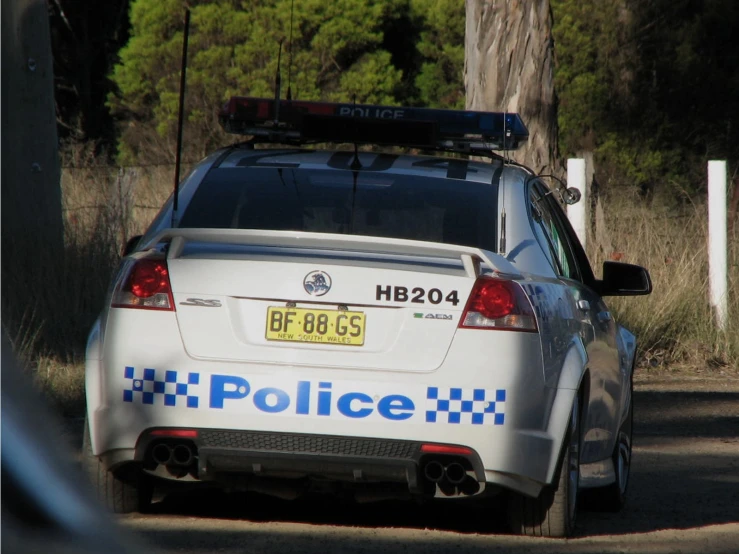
[219,97,529,152]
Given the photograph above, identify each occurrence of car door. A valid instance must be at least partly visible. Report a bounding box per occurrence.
[529,182,621,464]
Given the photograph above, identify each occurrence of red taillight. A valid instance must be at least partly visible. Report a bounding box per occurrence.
[111,256,175,311]
[129,260,169,298]
[469,279,514,319]
[459,277,537,332]
[420,444,473,455]
[150,429,198,438]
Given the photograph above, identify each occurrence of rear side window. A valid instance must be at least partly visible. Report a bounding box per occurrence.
[529,184,580,281]
[179,167,498,251]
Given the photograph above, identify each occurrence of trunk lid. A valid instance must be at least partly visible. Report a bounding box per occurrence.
[146,229,520,373]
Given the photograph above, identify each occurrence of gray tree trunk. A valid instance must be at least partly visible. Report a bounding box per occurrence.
[2,0,64,344]
[465,0,559,175]
[1,0,63,253]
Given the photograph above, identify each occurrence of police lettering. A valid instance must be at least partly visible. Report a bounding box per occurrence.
[338,106,405,119]
[210,376,416,421]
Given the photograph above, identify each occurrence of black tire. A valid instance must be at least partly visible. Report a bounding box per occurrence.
[507,393,581,538]
[585,394,632,512]
[82,415,152,514]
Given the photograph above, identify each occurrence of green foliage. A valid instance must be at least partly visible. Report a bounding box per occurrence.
[552,0,739,195]
[108,0,469,162]
[411,0,465,108]
[551,0,631,155]
[110,0,410,163]
[334,51,402,105]
[109,0,737,193]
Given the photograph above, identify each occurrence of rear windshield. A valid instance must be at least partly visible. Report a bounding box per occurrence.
[179,167,498,250]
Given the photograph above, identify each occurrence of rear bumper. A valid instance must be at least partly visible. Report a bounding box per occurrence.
[132,428,487,497]
[88,315,575,498]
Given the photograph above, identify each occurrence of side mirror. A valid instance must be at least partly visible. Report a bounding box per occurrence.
[598,261,652,296]
[121,235,143,257]
[562,187,581,205]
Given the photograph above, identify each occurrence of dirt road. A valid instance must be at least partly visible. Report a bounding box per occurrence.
[118,375,739,554]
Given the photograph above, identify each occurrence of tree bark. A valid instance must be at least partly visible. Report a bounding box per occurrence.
[2,0,64,330]
[465,0,559,175]
[2,0,63,242]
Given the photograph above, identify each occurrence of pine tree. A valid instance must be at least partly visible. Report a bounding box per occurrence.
[109,0,406,163]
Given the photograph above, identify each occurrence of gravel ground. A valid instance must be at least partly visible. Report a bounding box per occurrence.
[106,374,739,554]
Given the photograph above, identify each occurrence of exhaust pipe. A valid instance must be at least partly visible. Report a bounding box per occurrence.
[423,461,444,483]
[152,443,173,465]
[165,465,189,478]
[458,478,480,496]
[172,444,194,466]
[445,462,467,485]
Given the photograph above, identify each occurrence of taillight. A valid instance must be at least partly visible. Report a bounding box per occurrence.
[111,256,174,311]
[150,429,198,438]
[420,444,473,455]
[459,277,537,332]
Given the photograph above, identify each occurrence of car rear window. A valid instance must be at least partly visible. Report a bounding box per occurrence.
[179,167,498,251]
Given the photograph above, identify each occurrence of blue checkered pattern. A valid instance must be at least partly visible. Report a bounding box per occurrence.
[425,387,506,425]
[123,366,200,408]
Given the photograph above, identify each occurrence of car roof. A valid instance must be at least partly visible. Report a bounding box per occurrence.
[212,147,533,187]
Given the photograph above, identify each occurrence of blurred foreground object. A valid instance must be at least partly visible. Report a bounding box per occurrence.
[1,334,148,554]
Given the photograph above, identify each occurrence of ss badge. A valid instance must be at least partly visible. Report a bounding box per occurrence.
[179,298,221,307]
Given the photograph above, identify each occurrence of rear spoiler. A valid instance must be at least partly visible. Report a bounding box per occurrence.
[141,228,521,279]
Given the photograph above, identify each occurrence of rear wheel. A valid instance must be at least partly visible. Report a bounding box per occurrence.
[507,394,580,538]
[82,416,152,514]
[586,396,632,512]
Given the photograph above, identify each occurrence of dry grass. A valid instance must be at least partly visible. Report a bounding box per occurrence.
[588,189,739,373]
[2,158,173,415]
[3,160,736,415]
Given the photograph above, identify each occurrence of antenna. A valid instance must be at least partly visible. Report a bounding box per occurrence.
[172,8,191,227]
[502,0,511,163]
[498,0,509,254]
[350,95,362,170]
[286,0,295,101]
[274,40,283,126]
[349,95,362,233]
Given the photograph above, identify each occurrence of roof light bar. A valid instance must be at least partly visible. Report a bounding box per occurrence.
[219,97,528,151]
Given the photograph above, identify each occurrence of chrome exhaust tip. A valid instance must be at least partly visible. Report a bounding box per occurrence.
[172,444,194,466]
[423,461,445,483]
[445,462,467,485]
[151,443,173,465]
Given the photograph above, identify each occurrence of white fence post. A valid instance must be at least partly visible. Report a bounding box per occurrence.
[567,158,588,249]
[708,160,728,330]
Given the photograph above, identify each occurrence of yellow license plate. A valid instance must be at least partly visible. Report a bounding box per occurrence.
[265,307,366,346]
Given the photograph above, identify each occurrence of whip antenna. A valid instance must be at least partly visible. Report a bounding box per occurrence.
[287,0,295,100]
[499,0,510,254]
[172,8,191,227]
[274,40,283,125]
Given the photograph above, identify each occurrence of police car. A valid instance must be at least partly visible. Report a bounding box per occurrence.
[84,97,651,537]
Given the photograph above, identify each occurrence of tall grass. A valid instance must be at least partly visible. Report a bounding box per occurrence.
[1,159,173,415]
[589,190,738,371]
[2,163,736,415]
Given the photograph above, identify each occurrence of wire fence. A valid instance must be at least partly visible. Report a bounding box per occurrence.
[60,161,200,170]
[60,161,739,250]
[60,163,181,243]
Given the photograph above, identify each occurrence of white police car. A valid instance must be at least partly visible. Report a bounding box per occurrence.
[84,97,651,537]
